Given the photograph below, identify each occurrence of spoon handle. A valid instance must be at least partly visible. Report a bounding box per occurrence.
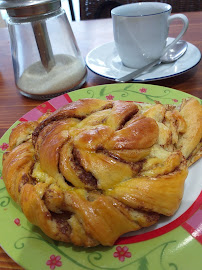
[116,58,161,82]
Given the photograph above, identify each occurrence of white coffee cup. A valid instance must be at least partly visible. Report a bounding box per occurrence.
[111,2,189,69]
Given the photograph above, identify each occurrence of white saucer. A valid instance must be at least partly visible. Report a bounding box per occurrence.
[86,38,201,82]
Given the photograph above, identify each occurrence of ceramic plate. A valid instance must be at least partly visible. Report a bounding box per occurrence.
[0,84,202,270]
[86,38,201,81]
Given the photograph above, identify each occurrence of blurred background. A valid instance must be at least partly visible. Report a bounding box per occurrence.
[0,0,201,27]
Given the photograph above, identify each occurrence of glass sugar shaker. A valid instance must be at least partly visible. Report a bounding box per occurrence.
[0,0,87,100]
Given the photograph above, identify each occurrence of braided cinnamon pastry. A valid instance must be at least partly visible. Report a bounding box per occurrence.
[2,98,202,247]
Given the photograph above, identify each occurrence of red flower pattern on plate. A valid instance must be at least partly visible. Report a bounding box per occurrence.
[172,99,178,102]
[46,255,62,270]
[106,94,114,100]
[0,143,9,151]
[139,88,147,93]
[113,246,131,262]
[14,218,21,226]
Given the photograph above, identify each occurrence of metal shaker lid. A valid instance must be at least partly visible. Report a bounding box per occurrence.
[0,0,61,17]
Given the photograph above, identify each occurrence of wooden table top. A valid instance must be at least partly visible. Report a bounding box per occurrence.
[0,11,201,270]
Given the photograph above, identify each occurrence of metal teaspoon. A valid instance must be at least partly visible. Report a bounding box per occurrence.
[116,40,188,83]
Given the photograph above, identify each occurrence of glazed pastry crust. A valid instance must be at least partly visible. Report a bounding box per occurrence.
[177,98,202,164]
[2,98,201,247]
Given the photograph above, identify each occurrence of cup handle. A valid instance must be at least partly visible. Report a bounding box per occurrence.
[163,14,189,54]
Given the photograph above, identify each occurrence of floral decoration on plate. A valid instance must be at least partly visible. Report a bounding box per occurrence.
[0,84,201,270]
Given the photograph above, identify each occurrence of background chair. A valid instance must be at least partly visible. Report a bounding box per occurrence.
[68,0,76,20]
[79,0,202,20]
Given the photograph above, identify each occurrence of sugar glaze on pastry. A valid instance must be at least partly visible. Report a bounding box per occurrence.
[2,98,202,246]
